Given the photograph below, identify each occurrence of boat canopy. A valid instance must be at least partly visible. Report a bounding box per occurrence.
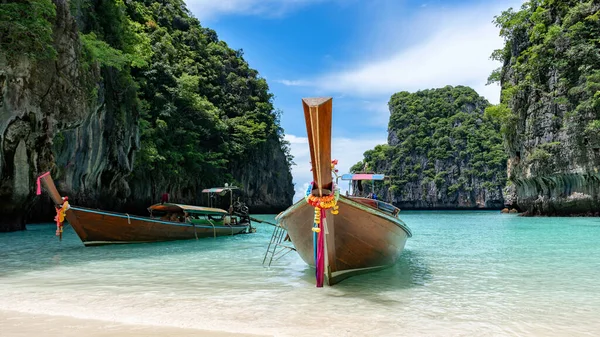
[202,187,239,195]
[148,203,227,215]
[341,174,385,181]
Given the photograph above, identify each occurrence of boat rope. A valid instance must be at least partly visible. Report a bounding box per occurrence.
[223,214,234,235]
[126,213,131,224]
[207,218,216,238]
[193,223,198,240]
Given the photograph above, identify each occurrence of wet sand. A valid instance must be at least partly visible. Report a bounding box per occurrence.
[0,310,270,337]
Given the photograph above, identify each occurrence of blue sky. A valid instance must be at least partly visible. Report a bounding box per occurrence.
[185,0,523,201]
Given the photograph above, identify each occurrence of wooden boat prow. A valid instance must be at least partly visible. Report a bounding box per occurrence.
[302,97,333,195]
[276,97,412,286]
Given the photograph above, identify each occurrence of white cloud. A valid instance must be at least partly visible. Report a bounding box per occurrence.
[274,79,312,87]
[277,2,523,104]
[284,134,310,144]
[318,23,501,102]
[186,0,326,20]
[285,134,386,202]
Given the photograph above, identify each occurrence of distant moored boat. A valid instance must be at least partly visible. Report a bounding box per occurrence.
[37,174,254,246]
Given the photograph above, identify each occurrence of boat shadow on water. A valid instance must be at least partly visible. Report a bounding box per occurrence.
[297,249,432,300]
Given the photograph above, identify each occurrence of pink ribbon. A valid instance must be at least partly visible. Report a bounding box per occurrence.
[36,172,50,195]
[316,208,326,287]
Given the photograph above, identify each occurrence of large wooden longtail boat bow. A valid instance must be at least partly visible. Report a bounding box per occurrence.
[275,97,412,287]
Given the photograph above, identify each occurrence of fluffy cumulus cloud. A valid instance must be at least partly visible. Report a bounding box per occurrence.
[317,23,502,102]
[277,1,526,104]
[285,134,386,202]
[186,0,326,20]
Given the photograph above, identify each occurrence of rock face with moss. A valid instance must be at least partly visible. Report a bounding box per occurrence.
[489,0,600,215]
[354,86,507,209]
[0,0,138,231]
[0,0,293,231]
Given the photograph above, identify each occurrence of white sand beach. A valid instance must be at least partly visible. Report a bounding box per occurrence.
[0,310,269,337]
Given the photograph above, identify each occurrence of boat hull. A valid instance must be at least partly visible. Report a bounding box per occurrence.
[277,196,411,285]
[66,207,249,246]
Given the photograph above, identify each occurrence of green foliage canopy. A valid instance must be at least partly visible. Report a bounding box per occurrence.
[70,0,292,190]
[0,0,57,60]
[488,0,600,167]
[354,86,507,200]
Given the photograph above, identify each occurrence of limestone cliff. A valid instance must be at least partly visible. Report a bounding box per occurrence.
[0,0,293,231]
[354,86,507,210]
[233,136,294,213]
[491,0,600,215]
[0,0,138,231]
[126,135,294,214]
[115,0,295,214]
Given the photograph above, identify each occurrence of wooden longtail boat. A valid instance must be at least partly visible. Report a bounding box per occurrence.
[275,97,412,286]
[37,174,253,246]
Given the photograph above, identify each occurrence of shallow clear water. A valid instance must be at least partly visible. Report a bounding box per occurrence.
[1,211,600,336]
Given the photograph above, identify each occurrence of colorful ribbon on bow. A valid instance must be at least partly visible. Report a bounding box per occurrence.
[312,207,325,287]
[304,172,341,286]
[54,197,70,241]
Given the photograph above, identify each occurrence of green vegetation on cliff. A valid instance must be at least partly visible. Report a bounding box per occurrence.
[0,0,57,60]
[353,86,507,209]
[487,0,600,214]
[0,0,293,231]
[72,0,292,199]
[488,0,600,176]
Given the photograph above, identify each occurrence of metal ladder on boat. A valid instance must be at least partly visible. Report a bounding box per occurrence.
[262,223,296,267]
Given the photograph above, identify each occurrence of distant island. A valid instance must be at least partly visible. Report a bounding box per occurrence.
[352,86,507,210]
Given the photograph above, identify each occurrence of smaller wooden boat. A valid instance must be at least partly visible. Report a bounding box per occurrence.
[36,173,253,246]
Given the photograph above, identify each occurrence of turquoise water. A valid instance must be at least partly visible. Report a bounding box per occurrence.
[1,211,600,336]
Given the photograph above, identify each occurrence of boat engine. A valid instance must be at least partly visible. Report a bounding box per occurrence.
[233,200,255,233]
